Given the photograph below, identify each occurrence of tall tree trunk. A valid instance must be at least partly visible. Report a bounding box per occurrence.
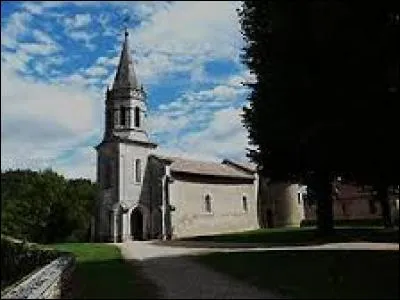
[376,183,393,228]
[310,171,334,236]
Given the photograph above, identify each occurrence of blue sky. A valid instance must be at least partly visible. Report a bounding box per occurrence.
[1,1,255,181]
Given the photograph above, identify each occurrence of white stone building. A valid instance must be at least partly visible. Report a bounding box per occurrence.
[94,30,304,242]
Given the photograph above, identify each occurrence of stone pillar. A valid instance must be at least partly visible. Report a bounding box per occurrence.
[126,209,132,241]
[112,210,118,243]
[161,176,166,240]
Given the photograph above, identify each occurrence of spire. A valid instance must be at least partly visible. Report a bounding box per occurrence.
[112,28,139,90]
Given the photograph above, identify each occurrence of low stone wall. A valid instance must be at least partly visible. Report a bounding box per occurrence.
[1,255,75,299]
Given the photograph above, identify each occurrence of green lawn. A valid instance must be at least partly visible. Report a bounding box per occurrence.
[181,227,399,246]
[50,243,159,299]
[195,249,399,299]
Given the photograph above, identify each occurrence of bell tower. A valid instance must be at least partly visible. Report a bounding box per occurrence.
[95,29,157,242]
[104,29,150,143]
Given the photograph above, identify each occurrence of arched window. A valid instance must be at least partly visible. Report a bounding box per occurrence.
[104,159,112,188]
[368,199,377,214]
[135,159,141,183]
[242,195,248,212]
[126,107,131,127]
[114,109,119,127]
[205,194,212,213]
[120,107,126,126]
[106,109,112,131]
[134,107,140,127]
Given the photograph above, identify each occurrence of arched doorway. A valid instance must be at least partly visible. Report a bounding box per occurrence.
[131,207,143,240]
[266,209,274,228]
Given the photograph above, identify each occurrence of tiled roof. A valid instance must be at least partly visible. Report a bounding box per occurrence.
[221,159,257,173]
[151,154,255,179]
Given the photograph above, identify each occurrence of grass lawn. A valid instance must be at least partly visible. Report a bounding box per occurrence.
[50,243,159,299]
[195,249,399,299]
[181,227,399,246]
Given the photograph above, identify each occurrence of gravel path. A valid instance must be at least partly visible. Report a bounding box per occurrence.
[118,241,398,299]
[118,241,283,299]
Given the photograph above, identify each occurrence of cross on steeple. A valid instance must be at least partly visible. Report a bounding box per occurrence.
[123,15,130,38]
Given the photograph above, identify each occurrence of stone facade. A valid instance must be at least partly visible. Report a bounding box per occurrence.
[168,175,258,238]
[258,181,305,228]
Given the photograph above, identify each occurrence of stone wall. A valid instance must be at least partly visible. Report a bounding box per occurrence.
[169,174,258,238]
[258,181,304,228]
[147,156,166,238]
[1,255,75,299]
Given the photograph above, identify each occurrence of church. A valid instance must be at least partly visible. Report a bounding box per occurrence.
[94,30,305,242]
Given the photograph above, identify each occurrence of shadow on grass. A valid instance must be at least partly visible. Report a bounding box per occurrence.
[67,249,399,299]
[65,258,160,299]
[193,249,399,299]
[162,227,399,248]
[50,243,160,299]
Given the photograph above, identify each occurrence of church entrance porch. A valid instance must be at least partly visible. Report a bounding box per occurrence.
[131,207,144,240]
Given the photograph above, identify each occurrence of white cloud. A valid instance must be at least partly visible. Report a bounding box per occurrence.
[85,66,109,77]
[132,1,171,20]
[227,70,257,87]
[16,28,60,56]
[1,66,97,134]
[21,1,66,14]
[155,106,248,163]
[1,11,32,49]
[96,55,119,67]
[148,114,190,136]
[54,146,97,180]
[130,1,243,82]
[1,62,101,179]
[97,13,117,37]
[153,73,248,118]
[1,17,60,75]
[19,42,59,55]
[1,50,32,74]
[32,29,56,45]
[134,1,241,57]
[148,71,251,163]
[67,30,97,50]
[21,2,45,14]
[64,14,92,29]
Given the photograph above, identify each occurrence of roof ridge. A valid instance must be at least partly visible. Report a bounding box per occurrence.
[151,154,255,179]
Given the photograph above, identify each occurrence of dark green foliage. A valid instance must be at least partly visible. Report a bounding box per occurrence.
[238,2,399,234]
[1,169,97,244]
[1,236,59,290]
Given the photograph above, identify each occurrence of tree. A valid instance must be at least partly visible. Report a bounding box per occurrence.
[1,169,97,243]
[337,7,400,228]
[238,2,399,234]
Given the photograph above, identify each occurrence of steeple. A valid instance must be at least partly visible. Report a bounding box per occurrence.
[113,28,139,90]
